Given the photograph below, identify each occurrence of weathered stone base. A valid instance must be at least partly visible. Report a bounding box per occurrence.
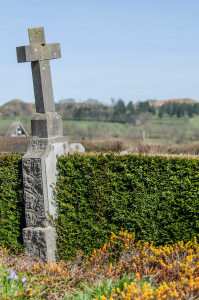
[22,136,69,227]
[31,112,63,138]
[22,136,69,262]
[23,227,56,263]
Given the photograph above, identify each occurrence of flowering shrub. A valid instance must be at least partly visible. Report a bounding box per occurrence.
[2,232,199,299]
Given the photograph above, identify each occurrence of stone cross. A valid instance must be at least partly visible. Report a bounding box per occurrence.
[16,27,69,263]
[17,27,60,113]
[17,27,62,138]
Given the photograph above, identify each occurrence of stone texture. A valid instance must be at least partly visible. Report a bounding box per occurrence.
[16,27,60,116]
[22,137,69,227]
[69,143,85,153]
[120,150,128,155]
[29,27,45,45]
[31,112,63,138]
[31,61,55,113]
[16,44,61,63]
[23,227,56,262]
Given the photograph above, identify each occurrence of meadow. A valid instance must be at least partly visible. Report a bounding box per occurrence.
[1,115,199,145]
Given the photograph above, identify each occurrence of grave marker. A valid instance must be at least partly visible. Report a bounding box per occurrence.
[16,27,69,262]
[69,143,85,153]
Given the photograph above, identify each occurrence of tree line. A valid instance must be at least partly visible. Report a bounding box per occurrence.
[158,102,199,118]
[1,98,198,122]
[55,99,156,124]
[56,99,199,123]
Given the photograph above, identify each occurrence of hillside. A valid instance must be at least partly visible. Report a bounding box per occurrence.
[0,99,35,118]
[149,98,198,108]
[0,97,198,120]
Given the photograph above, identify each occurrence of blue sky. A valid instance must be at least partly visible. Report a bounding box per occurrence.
[1,0,199,105]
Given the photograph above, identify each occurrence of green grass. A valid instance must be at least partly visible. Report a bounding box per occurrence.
[149,116,190,125]
[189,116,199,127]
[62,120,132,131]
[67,274,153,300]
[62,120,135,141]
[1,115,199,145]
[0,118,32,126]
[0,258,33,299]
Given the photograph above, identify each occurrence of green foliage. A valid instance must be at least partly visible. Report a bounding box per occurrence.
[56,153,199,260]
[158,102,199,118]
[137,101,156,115]
[113,99,127,122]
[0,154,25,252]
[56,99,156,124]
[0,262,28,299]
[68,273,145,299]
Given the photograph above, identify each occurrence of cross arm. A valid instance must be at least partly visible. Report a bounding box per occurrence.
[16,43,61,63]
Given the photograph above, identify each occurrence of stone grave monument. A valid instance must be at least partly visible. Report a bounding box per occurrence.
[16,27,69,262]
[69,143,85,154]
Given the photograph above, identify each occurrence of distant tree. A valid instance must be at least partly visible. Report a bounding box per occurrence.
[158,102,199,118]
[73,107,84,120]
[137,101,156,115]
[126,101,135,114]
[149,105,156,115]
[113,99,126,122]
[111,98,115,106]
[193,103,199,115]
[115,99,126,113]
[158,110,163,118]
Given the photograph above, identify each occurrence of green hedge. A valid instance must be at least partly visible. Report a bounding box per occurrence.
[55,153,199,260]
[1,153,199,260]
[0,154,25,252]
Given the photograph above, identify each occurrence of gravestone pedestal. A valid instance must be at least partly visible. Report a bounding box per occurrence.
[22,136,69,262]
[23,227,56,262]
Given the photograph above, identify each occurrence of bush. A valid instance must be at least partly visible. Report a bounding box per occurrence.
[55,153,199,260]
[80,139,126,153]
[0,154,25,252]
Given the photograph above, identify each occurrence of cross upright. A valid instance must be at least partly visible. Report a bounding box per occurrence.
[16,27,63,138]
[17,27,61,114]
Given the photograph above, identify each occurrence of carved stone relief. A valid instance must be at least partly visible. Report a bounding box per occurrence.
[23,158,46,227]
[23,228,51,262]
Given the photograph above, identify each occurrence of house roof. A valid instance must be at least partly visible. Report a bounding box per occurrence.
[5,122,29,137]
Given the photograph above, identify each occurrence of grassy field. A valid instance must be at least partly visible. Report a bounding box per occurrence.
[146,115,199,144]
[62,120,136,141]
[1,115,199,145]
